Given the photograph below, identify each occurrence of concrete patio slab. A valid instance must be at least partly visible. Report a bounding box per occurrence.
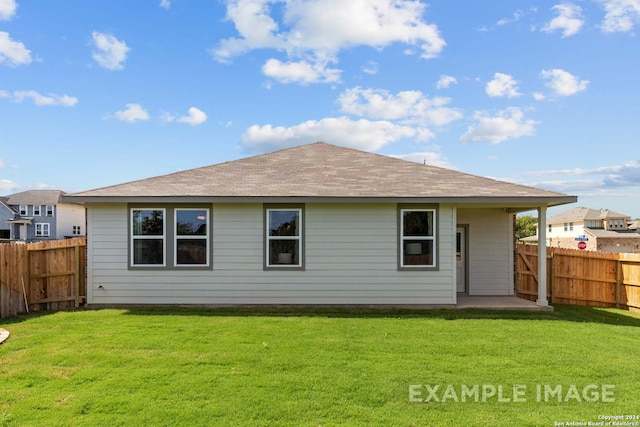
[0,328,9,345]
[456,295,553,311]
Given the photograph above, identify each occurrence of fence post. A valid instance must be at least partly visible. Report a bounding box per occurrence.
[615,260,622,309]
[549,251,554,304]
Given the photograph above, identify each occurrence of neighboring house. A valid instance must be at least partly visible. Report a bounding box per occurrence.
[65,142,575,307]
[541,207,640,253]
[2,190,86,241]
[0,198,13,240]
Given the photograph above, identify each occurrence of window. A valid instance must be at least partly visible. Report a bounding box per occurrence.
[35,223,49,237]
[175,209,209,266]
[33,205,41,216]
[564,223,568,232]
[46,205,55,217]
[265,207,303,268]
[569,222,574,231]
[73,225,81,235]
[131,209,165,266]
[19,205,27,216]
[548,224,552,233]
[400,208,437,269]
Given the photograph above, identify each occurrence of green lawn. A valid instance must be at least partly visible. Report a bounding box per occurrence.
[1,305,639,426]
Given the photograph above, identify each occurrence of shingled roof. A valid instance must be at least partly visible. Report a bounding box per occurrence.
[5,190,67,206]
[67,142,575,203]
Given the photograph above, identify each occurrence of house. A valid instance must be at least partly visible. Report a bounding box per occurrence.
[65,142,576,307]
[0,198,14,240]
[2,190,86,241]
[543,207,640,253]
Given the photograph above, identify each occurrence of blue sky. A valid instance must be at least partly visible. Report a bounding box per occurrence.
[1,0,639,217]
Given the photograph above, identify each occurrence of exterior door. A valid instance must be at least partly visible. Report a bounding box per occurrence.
[456,227,466,292]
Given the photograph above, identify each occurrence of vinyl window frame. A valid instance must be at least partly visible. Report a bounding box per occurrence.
[264,205,304,270]
[46,205,55,217]
[128,205,212,270]
[398,205,438,271]
[35,223,50,237]
[174,208,210,267]
[33,205,42,216]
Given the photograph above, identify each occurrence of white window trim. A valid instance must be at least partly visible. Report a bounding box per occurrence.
[46,205,55,217]
[131,208,166,267]
[174,208,210,267]
[35,223,50,237]
[19,205,27,216]
[400,208,437,269]
[265,207,303,268]
[33,205,42,216]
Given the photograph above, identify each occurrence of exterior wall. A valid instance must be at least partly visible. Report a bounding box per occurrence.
[0,203,13,239]
[548,237,640,253]
[547,237,596,251]
[457,208,514,296]
[56,204,86,238]
[547,221,586,239]
[86,202,457,305]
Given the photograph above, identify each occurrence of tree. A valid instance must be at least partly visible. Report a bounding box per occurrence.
[516,215,537,239]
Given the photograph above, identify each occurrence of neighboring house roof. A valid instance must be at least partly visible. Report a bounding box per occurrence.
[67,142,575,204]
[629,220,639,230]
[585,228,640,239]
[548,207,630,224]
[5,190,67,206]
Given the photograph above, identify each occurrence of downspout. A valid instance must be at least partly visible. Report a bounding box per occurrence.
[536,206,548,306]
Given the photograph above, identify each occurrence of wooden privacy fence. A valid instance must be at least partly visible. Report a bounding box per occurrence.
[0,237,86,319]
[516,243,640,311]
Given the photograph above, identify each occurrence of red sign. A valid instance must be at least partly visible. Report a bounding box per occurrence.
[578,241,587,250]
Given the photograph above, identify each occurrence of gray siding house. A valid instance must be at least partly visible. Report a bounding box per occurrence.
[66,142,575,307]
[2,190,86,241]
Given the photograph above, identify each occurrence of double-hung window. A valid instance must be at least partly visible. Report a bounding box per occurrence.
[35,223,49,237]
[34,205,41,216]
[19,205,27,216]
[265,207,303,268]
[175,209,209,266]
[46,205,55,217]
[131,209,166,266]
[400,208,437,269]
[130,207,210,268]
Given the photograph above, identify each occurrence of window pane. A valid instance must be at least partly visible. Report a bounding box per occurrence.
[133,210,164,236]
[269,210,299,237]
[403,211,433,236]
[403,240,434,266]
[268,239,299,265]
[176,239,207,265]
[176,210,207,236]
[133,239,164,265]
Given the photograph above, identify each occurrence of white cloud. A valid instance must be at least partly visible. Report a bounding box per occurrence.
[460,107,538,144]
[91,31,130,71]
[113,103,150,122]
[542,3,584,37]
[389,150,455,169]
[262,58,341,84]
[497,10,524,26]
[11,90,78,107]
[0,158,19,169]
[159,0,170,9]
[600,0,640,33]
[362,60,378,75]
[178,107,207,126]
[0,179,20,192]
[0,31,31,66]
[540,68,589,96]
[526,161,640,192]
[213,0,445,84]
[0,0,16,20]
[162,107,208,126]
[435,74,457,89]
[533,92,546,101]
[338,87,462,126]
[241,116,423,153]
[486,73,521,98]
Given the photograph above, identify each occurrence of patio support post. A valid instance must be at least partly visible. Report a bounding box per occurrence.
[536,206,549,306]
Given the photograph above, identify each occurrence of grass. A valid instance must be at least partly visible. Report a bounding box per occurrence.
[1,305,639,426]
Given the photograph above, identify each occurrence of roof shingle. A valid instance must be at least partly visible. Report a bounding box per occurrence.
[68,142,574,201]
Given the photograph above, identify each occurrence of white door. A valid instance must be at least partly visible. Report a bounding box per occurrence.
[456,227,466,292]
